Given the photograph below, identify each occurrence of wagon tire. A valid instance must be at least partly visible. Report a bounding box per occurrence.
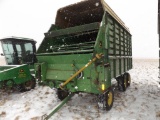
[23,76,36,91]
[117,76,125,92]
[105,88,114,111]
[57,88,69,101]
[124,73,131,87]
[122,74,127,91]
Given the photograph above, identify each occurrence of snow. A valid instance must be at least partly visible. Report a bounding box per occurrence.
[95,2,99,7]
[1,59,160,120]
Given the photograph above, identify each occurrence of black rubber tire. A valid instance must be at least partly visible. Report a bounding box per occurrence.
[124,73,131,87]
[105,88,114,111]
[117,76,124,91]
[23,76,36,91]
[116,75,127,92]
[57,88,69,101]
[16,84,25,92]
[122,74,127,91]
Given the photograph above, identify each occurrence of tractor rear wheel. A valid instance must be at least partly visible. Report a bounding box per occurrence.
[57,88,69,101]
[105,88,114,111]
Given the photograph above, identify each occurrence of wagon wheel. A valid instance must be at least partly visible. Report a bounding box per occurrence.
[117,75,127,92]
[124,73,131,87]
[105,88,114,111]
[117,76,124,91]
[23,76,36,91]
[122,74,127,91]
[57,88,69,101]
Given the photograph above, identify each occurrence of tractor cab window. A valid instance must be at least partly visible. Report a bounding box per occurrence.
[1,41,35,65]
[24,43,33,54]
[2,42,15,64]
[23,42,34,63]
[15,44,22,58]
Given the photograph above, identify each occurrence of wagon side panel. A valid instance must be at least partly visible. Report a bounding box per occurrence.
[107,14,132,79]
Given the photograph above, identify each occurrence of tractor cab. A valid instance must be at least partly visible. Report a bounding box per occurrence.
[0,37,37,65]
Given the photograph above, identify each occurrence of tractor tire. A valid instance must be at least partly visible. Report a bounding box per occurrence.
[57,88,69,101]
[16,84,25,92]
[105,88,114,111]
[23,76,36,91]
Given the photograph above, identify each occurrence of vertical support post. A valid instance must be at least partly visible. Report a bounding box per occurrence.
[113,19,116,77]
[158,0,160,79]
[119,25,122,74]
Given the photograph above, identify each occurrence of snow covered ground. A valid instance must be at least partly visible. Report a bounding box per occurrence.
[0,59,160,120]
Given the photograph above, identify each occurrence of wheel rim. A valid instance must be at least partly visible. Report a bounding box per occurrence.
[107,91,113,106]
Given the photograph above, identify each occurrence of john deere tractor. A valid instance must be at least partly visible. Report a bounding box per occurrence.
[0,37,37,91]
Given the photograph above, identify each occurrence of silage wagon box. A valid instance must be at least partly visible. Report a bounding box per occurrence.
[35,0,132,111]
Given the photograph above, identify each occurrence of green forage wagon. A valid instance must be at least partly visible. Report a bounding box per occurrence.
[35,0,132,117]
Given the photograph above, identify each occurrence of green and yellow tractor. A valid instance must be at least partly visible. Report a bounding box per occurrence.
[0,37,37,91]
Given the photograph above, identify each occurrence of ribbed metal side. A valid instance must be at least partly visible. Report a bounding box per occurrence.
[158,0,160,78]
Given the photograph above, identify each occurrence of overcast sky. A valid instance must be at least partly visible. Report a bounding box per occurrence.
[0,0,158,58]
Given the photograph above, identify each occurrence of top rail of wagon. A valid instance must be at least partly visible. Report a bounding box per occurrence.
[101,0,130,33]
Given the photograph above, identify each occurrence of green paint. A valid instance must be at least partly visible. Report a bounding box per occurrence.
[0,65,32,87]
[35,0,132,95]
[0,37,36,90]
